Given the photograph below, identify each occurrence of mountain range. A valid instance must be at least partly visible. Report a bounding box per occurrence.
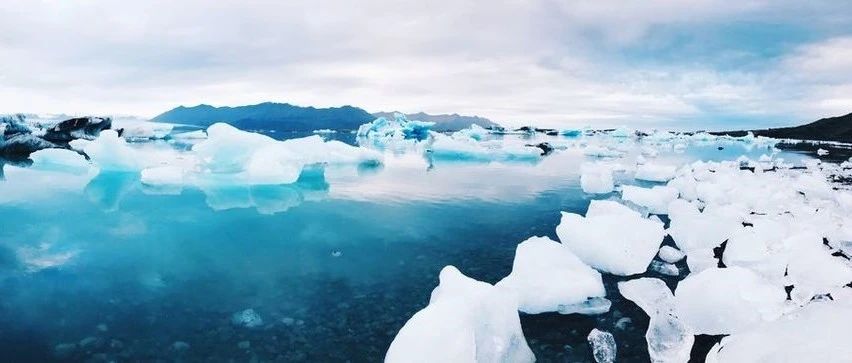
[717,112,852,143]
[152,102,500,132]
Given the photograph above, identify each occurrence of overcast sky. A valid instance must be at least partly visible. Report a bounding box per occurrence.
[1,0,851,129]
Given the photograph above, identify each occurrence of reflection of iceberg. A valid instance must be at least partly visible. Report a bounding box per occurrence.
[199,166,330,214]
[85,171,139,211]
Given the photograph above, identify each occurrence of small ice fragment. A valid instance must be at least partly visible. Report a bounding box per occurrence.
[557,297,612,315]
[619,278,693,363]
[816,148,829,156]
[648,260,679,276]
[587,328,616,363]
[658,246,685,263]
[331,250,342,257]
[621,185,679,214]
[635,163,677,182]
[231,309,264,328]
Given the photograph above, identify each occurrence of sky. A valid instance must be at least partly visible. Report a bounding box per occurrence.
[1,0,851,130]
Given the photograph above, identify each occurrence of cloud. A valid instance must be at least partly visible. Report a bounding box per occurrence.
[0,0,850,128]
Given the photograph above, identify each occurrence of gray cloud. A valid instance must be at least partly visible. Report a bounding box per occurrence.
[0,0,850,128]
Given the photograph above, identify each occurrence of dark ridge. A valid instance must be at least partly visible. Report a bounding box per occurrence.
[152,102,375,132]
[713,112,852,143]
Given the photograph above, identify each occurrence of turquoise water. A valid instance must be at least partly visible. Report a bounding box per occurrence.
[0,135,811,362]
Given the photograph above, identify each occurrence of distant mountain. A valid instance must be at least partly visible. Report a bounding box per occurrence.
[152,102,375,132]
[372,111,500,131]
[716,112,852,143]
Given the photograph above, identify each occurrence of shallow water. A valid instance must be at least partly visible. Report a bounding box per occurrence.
[0,134,812,362]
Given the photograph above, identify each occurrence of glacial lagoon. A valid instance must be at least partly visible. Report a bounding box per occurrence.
[0,128,827,362]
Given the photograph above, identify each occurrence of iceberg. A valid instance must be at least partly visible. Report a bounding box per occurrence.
[83,130,143,171]
[429,133,541,162]
[451,124,490,141]
[635,163,677,182]
[618,278,693,363]
[621,185,679,215]
[657,246,685,263]
[665,199,740,252]
[674,266,786,335]
[385,266,534,363]
[28,148,91,175]
[556,200,665,275]
[705,302,852,362]
[496,236,606,314]
[357,113,434,144]
[580,163,615,194]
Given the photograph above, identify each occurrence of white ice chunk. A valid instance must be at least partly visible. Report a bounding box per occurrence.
[666,199,739,252]
[496,236,606,314]
[557,201,665,275]
[618,278,693,363]
[657,246,685,263]
[28,148,91,175]
[648,260,679,276]
[621,185,679,214]
[141,166,185,186]
[587,329,616,363]
[83,130,142,171]
[706,302,852,362]
[816,148,829,156]
[635,163,677,182]
[580,163,615,194]
[385,266,534,363]
[674,267,786,335]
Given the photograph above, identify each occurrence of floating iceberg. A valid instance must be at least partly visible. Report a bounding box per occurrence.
[357,113,434,144]
[580,163,615,194]
[618,278,693,363]
[429,133,541,162]
[665,199,740,252]
[28,148,91,175]
[496,236,606,314]
[674,266,786,335]
[635,163,677,182]
[117,120,174,140]
[621,185,679,214]
[385,266,534,363]
[451,124,490,141]
[83,130,144,171]
[657,246,685,263]
[556,200,665,275]
[705,302,852,362]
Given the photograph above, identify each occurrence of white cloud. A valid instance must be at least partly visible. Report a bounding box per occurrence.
[0,0,849,128]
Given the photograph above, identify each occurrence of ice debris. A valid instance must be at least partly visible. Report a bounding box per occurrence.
[674,267,786,335]
[618,278,694,363]
[231,308,264,328]
[556,200,665,275]
[385,266,534,363]
[580,163,615,194]
[496,236,606,314]
[586,328,616,363]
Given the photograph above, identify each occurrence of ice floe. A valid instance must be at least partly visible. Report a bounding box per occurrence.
[621,185,679,214]
[385,266,534,363]
[496,236,606,314]
[674,266,786,335]
[556,200,665,275]
[580,163,615,194]
[586,328,616,363]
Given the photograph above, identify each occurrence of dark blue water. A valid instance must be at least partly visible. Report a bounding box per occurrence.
[0,135,809,362]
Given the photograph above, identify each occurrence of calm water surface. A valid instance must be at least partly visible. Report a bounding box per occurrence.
[0,133,812,362]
